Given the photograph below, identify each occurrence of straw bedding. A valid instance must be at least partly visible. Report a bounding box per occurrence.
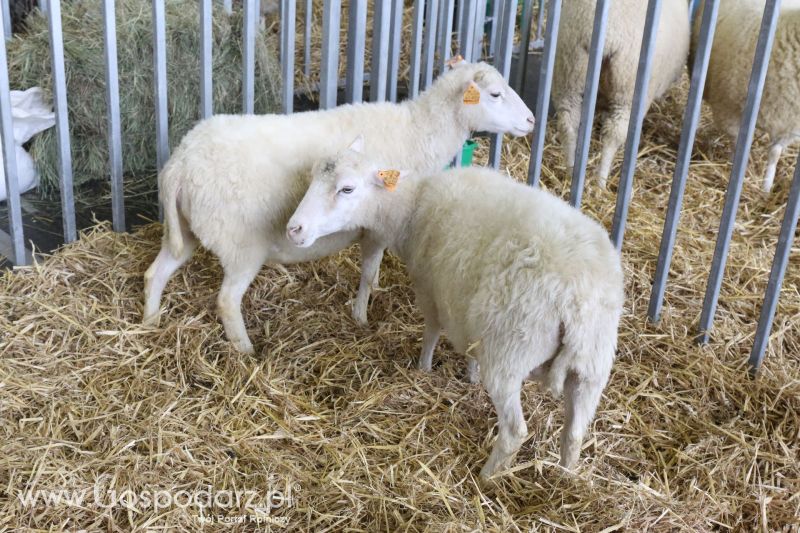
[1,73,798,529]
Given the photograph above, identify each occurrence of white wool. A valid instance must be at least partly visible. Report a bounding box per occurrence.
[694,0,800,192]
[288,159,624,480]
[143,61,534,353]
[552,0,690,185]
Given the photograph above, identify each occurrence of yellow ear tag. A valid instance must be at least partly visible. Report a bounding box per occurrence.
[377,169,401,191]
[463,84,481,105]
[446,54,464,68]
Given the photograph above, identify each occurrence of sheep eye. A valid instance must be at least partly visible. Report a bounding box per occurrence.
[339,186,355,195]
[490,91,502,98]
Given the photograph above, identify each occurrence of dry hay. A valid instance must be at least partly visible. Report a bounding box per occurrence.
[8,0,282,198]
[1,82,800,532]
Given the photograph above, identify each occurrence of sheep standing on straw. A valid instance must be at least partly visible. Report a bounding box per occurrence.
[143,61,534,353]
[286,141,624,479]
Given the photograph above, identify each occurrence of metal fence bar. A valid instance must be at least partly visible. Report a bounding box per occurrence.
[0,12,25,264]
[371,0,391,102]
[48,0,76,242]
[488,0,517,168]
[749,153,800,371]
[102,0,125,232]
[319,0,341,109]
[421,0,439,89]
[527,0,561,186]
[2,0,10,41]
[488,0,501,58]
[514,0,535,92]
[282,0,296,113]
[610,0,663,250]
[304,0,312,77]
[472,0,485,61]
[455,0,464,50]
[697,0,782,344]
[647,0,719,323]
[200,0,213,119]
[242,0,257,113]
[568,0,609,208]
[223,0,232,14]
[536,0,546,39]
[409,0,425,98]
[437,0,455,73]
[345,0,367,103]
[152,0,169,181]
[388,0,404,101]
[461,0,477,61]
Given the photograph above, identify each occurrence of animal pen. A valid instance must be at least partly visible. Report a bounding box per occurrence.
[0,0,798,530]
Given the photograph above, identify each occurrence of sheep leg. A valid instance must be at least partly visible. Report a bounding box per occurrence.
[560,372,604,469]
[556,98,582,178]
[466,358,480,385]
[418,318,441,372]
[480,379,527,481]
[217,256,266,354]
[597,104,630,187]
[763,141,785,193]
[143,227,198,326]
[353,237,385,325]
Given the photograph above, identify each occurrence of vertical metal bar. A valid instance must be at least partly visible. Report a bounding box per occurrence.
[304,0,312,77]
[527,0,561,186]
[388,0,404,101]
[409,0,425,98]
[282,0,296,113]
[610,0,663,250]
[102,0,125,232]
[488,0,518,169]
[455,0,464,50]
[514,0,535,92]
[537,0,546,40]
[461,0,477,61]
[648,0,719,322]
[48,0,76,242]
[200,0,213,119]
[242,0,257,113]
[152,0,169,179]
[370,0,391,102]
[697,0,782,344]
[0,12,25,263]
[223,0,232,14]
[345,0,367,103]
[437,0,455,74]
[488,0,501,58]
[422,0,439,89]
[568,0,609,208]
[472,0,485,61]
[319,0,341,109]
[2,0,10,41]
[749,153,800,371]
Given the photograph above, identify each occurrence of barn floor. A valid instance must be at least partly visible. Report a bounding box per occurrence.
[2,61,800,530]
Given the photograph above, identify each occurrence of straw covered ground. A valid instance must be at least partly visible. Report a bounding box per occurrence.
[1,72,799,530]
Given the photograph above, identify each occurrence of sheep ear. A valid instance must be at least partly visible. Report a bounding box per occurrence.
[348,135,365,153]
[446,54,467,70]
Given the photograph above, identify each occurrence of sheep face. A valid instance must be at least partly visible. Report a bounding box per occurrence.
[287,138,391,248]
[459,65,535,137]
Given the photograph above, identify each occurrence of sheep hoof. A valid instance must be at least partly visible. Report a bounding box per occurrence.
[232,339,255,354]
[417,361,432,372]
[142,311,161,327]
[351,309,368,326]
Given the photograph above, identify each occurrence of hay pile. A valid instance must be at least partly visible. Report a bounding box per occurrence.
[1,76,798,530]
[8,0,282,197]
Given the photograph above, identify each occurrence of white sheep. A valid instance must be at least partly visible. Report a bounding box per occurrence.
[695,0,800,192]
[286,142,624,479]
[143,61,534,353]
[552,0,690,185]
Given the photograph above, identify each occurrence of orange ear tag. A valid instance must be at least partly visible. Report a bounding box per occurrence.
[463,84,481,105]
[446,54,464,68]
[377,170,401,191]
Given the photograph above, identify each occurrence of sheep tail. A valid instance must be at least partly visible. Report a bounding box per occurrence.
[160,160,184,258]
[545,313,618,397]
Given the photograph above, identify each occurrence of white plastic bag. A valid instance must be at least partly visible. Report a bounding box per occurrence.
[0,87,56,202]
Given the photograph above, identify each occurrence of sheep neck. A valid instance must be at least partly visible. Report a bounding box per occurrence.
[366,176,424,261]
[406,81,472,168]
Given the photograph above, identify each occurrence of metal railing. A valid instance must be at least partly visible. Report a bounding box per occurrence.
[0,0,797,372]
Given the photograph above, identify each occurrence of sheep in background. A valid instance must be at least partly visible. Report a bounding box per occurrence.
[286,143,624,479]
[552,0,690,186]
[695,0,800,192]
[143,61,534,353]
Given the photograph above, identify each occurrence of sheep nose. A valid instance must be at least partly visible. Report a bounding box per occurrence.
[287,224,302,239]
[526,115,535,126]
